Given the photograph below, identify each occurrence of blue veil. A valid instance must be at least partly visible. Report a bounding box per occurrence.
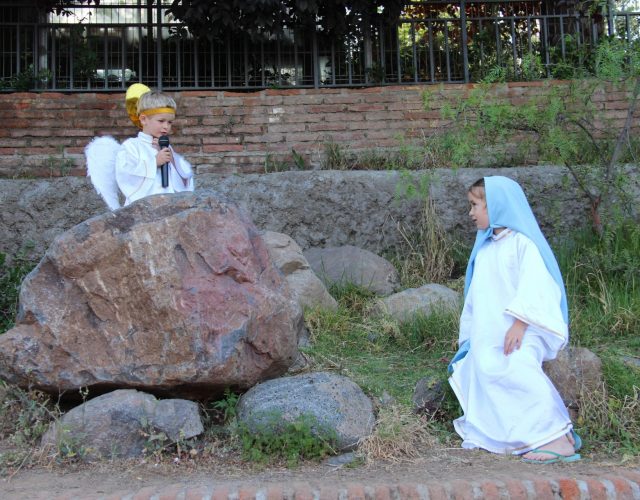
[463,176,568,323]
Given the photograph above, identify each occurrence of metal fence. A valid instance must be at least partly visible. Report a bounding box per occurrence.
[1,0,639,91]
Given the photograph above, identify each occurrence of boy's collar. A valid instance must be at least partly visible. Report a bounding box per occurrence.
[137,131,154,143]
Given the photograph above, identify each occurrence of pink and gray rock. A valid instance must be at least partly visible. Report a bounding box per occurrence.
[0,193,303,400]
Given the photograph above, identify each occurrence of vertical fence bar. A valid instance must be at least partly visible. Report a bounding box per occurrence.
[313,29,319,88]
[103,26,108,89]
[156,1,163,89]
[428,20,435,83]
[411,21,417,82]
[396,23,402,83]
[194,36,199,87]
[243,37,249,86]
[51,26,57,89]
[511,18,517,79]
[444,21,451,82]
[543,16,550,78]
[460,0,469,83]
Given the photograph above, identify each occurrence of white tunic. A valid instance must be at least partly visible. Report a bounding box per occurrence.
[115,132,194,206]
[449,229,572,455]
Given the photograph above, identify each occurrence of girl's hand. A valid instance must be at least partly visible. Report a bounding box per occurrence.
[504,319,527,356]
[155,147,173,167]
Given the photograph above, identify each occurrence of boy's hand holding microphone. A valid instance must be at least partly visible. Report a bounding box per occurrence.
[156,135,172,187]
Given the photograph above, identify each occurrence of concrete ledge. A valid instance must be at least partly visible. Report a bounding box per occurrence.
[2,165,639,263]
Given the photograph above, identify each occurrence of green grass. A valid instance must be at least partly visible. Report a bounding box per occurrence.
[303,221,639,457]
[0,251,36,333]
[0,219,638,463]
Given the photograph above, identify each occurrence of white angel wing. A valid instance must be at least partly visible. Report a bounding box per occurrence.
[85,136,122,210]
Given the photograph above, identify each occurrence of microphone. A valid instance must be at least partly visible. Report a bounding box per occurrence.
[158,135,170,188]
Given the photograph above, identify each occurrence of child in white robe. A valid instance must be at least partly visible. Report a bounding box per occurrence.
[86,84,194,210]
[448,176,581,464]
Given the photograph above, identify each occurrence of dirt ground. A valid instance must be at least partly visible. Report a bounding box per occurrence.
[1,448,638,499]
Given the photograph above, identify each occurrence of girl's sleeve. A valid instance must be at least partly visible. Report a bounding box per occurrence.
[505,234,568,345]
[115,140,157,202]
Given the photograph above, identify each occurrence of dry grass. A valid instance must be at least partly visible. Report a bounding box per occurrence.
[394,196,456,288]
[577,382,640,452]
[358,405,442,463]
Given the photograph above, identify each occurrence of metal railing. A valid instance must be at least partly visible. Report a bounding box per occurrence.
[1,1,639,91]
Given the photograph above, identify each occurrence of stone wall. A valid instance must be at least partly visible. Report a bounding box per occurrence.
[4,166,631,264]
[1,81,637,178]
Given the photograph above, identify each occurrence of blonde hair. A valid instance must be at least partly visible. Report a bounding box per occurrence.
[137,91,177,115]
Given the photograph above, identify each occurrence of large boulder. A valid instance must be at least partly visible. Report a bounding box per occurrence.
[41,389,203,460]
[236,371,375,451]
[303,245,399,296]
[0,193,303,399]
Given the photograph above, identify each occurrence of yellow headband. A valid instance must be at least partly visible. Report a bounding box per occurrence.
[125,84,176,129]
[140,107,176,117]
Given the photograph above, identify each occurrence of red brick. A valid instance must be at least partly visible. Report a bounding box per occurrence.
[212,486,231,500]
[317,485,340,500]
[531,478,555,500]
[583,478,608,500]
[265,484,285,500]
[396,484,423,500]
[345,483,366,500]
[504,479,528,499]
[203,144,245,152]
[617,469,640,483]
[426,482,449,500]
[449,479,474,500]
[372,484,392,500]
[238,486,259,500]
[557,479,581,500]
[293,482,314,500]
[184,486,212,500]
[601,475,634,498]
[131,485,160,500]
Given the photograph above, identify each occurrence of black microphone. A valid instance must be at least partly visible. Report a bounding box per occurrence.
[158,135,170,188]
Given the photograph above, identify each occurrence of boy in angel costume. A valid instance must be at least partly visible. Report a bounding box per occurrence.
[85,84,194,210]
[448,176,582,464]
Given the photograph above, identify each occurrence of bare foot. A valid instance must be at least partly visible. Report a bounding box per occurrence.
[522,435,576,461]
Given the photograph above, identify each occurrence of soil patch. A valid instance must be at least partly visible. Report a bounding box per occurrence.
[1,449,638,499]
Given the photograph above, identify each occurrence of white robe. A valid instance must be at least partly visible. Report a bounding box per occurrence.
[449,229,572,455]
[115,132,194,206]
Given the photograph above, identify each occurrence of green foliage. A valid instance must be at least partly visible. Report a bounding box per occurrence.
[166,0,405,40]
[421,36,640,231]
[238,413,337,466]
[0,385,55,447]
[0,251,36,333]
[0,64,52,92]
[555,222,640,454]
[139,416,197,460]
[46,147,75,177]
[211,388,240,424]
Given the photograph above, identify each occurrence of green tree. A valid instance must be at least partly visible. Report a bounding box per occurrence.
[165,0,404,40]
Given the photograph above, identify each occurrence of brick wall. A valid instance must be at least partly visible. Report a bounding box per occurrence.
[0,81,637,178]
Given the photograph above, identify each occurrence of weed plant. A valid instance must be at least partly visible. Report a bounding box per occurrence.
[238,413,337,467]
[0,251,36,333]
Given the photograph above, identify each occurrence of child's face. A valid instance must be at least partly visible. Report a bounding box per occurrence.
[139,112,175,138]
[468,188,489,230]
